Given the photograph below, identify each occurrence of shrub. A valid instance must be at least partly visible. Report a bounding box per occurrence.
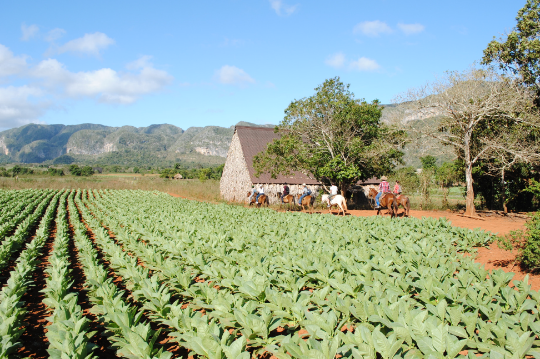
[69,164,82,176]
[81,166,94,176]
[47,168,64,176]
[519,213,540,270]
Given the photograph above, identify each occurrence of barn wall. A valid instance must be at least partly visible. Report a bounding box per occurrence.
[220,132,252,202]
[253,184,321,205]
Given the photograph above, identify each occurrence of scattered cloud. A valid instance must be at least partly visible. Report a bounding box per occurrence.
[215,65,255,86]
[45,28,66,42]
[353,20,392,37]
[325,52,346,69]
[325,52,380,72]
[21,23,39,41]
[269,0,298,16]
[397,23,425,35]
[0,86,48,129]
[32,56,173,104]
[0,44,27,77]
[349,57,380,71]
[55,32,115,57]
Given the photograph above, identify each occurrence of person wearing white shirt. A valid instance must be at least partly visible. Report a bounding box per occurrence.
[326,184,338,207]
[256,185,264,203]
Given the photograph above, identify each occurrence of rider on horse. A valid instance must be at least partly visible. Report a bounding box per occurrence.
[393,180,402,200]
[326,184,338,208]
[281,183,290,203]
[298,183,311,205]
[248,185,258,203]
[376,176,390,209]
[256,185,265,204]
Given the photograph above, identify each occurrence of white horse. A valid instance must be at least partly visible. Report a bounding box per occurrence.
[321,194,348,216]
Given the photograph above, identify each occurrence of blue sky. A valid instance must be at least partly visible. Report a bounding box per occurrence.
[0,0,523,131]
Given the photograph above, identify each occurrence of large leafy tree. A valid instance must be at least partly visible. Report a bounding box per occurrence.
[254,77,405,195]
[482,0,540,101]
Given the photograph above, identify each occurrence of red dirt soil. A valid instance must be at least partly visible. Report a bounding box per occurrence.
[167,193,539,290]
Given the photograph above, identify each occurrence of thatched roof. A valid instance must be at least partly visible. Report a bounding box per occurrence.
[236,126,320,185]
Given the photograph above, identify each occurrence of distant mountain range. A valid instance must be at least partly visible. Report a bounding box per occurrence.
[0,121,273,167]
[0,105,453,168]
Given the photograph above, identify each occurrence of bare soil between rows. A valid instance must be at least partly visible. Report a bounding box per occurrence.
[168,193,538,290]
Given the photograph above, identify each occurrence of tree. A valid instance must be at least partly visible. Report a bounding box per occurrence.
[436,162,460,208]
[11,165,22,177]
[420,155,437,170]
[81,166,94,176]
[396,67,539,216]
[69,164,82,176]
[482,0,540,103]
[254,77,405,195]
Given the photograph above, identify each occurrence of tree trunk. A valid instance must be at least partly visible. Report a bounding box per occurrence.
[501,168,508,214]
[340,183,348,196]
[464,163,476,216]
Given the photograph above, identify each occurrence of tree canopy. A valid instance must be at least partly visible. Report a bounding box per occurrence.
[254,77,405,194]
[482,0,540,99]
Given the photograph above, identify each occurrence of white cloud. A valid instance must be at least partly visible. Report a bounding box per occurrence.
[56,32,115,56]
[21,23,39,41]
[325,53,380,72]
[269,0,297,16]
[397,23,425,35]
[325,52,346,69]
[215,65,255,86]
[349,57,380,71]
[353,20,392,36]
[32,56,173,104]
[45,28,66,42]
[0,44,27,77]
[0,86,48,129]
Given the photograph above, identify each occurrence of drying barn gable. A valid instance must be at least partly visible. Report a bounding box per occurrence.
[220,126,321,204]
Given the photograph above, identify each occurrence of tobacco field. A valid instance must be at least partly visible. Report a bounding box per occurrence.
[0,188,538,358]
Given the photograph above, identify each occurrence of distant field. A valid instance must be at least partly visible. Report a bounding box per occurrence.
[0,175,220,202]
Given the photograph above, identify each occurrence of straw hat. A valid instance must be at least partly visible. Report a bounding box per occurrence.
[381,176,388,181]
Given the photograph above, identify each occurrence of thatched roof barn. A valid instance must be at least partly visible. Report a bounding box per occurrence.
[220,126,321,204]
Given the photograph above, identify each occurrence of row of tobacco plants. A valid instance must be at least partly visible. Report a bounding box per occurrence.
[0,188,539,358]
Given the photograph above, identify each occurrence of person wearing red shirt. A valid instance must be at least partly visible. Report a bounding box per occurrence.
[376,176,389,208]
[393,180,402,199]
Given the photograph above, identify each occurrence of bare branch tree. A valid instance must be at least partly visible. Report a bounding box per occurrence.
[394,66,540,216]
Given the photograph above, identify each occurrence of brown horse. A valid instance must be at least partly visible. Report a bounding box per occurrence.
[395,194,410,217]
[277,192,295,209]
[296,193,313,212]
[367,187,398,218]
[246,192,269,208]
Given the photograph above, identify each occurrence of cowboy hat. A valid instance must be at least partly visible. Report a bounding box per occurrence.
[381,176,388,181]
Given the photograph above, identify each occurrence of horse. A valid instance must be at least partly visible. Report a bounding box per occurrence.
[277,192,295,209]
[246,192,269,208]
[367,188,398,218]
[296,193,313,212]
[321,194,347,216]
[395,194,410,217]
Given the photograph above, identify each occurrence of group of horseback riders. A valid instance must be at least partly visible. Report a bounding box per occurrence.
[247,176,409,217]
